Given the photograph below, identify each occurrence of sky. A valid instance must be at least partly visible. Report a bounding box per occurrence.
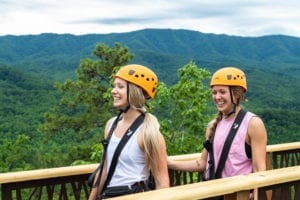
[1,0,300,38]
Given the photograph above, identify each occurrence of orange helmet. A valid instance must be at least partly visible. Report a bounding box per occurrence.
[114,64,158,99]
[210,67,247,91]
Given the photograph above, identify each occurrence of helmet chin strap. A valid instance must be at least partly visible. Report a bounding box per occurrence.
[120,82,130,113]
[121,104,130,113]
[224,86,236,118]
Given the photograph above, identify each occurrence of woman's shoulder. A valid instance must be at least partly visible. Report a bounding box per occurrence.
[108,116,118,123]
[205,119,216,139]
[248,113,265,126]
[105,116,118,126]
[244,111,264,125]
[247,112,267,138]
[104,116,119,135]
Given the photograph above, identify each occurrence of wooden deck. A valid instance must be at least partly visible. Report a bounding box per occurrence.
[1,142,299,200]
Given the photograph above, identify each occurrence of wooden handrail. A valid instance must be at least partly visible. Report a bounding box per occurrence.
[110,166,300,200]
[0,142,300,200]
[0,164,98,184]
[0,142,299,184]
[168,141,300,161]
[266,141,300,152]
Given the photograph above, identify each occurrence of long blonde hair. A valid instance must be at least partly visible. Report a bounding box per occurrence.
[128,83,162,173]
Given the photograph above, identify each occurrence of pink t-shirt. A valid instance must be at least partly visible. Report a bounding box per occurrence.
[209,112,255,178]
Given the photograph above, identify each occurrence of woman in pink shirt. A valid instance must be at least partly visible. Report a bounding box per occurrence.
[168,67,267,200]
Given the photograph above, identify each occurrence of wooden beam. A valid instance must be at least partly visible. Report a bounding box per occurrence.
[110,166,300,200]
[0,164,98,184]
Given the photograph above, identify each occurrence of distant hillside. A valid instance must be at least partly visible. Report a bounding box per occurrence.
[0,29,299,171]
[0,65,59,140]
[0,29,299,110]
[1,29,300,79]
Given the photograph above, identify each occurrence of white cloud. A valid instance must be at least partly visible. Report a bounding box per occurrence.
[1,0,300,37]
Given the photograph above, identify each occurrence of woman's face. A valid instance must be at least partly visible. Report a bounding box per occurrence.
[111,77,128,109]
[211,85,233,114]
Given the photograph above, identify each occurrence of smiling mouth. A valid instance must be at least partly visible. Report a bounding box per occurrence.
[113,96,121,101]
[216,101,225,106]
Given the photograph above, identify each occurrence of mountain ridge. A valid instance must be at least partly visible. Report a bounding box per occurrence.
[0,28,299,107]
[0,29,299,171]
[1,28,300,79]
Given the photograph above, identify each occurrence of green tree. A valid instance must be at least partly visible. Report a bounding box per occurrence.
[0,134,34,172]
[38,43,133,141]
[152,61,212,155]
[36,43,134,165]
[38,44,212,165]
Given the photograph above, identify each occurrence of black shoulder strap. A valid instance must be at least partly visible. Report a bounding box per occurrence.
[210,109,247,179]
[102,114,145,192]
[93,112,122,188]
[207,141,215,180]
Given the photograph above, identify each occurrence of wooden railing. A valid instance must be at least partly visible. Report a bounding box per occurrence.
[0,142,299,200]
[111,165,300,200]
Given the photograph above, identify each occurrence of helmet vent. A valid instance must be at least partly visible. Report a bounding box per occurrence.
[210,67,247,91]
[128,69,135,75]
[115,64,158,99]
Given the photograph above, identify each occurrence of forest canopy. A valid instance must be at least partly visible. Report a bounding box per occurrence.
[0,29,299,172]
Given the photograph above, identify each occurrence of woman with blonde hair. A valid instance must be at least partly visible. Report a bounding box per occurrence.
[89,64,169,200]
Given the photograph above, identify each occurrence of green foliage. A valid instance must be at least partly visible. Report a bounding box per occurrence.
[0,66,60,172]
[35,43,134,167]
[0,134,34,172]
[254,108,300,145]
[151,62,212,155]
[38,43,133,139]
[1,30,299,172]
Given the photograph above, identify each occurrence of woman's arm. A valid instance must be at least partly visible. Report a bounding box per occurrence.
[167,149,207,172]
[88,118,113,200]
[88,160,108,200]
[167,121,212,172]
[248,116,267,200]
[248,116,267,172]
